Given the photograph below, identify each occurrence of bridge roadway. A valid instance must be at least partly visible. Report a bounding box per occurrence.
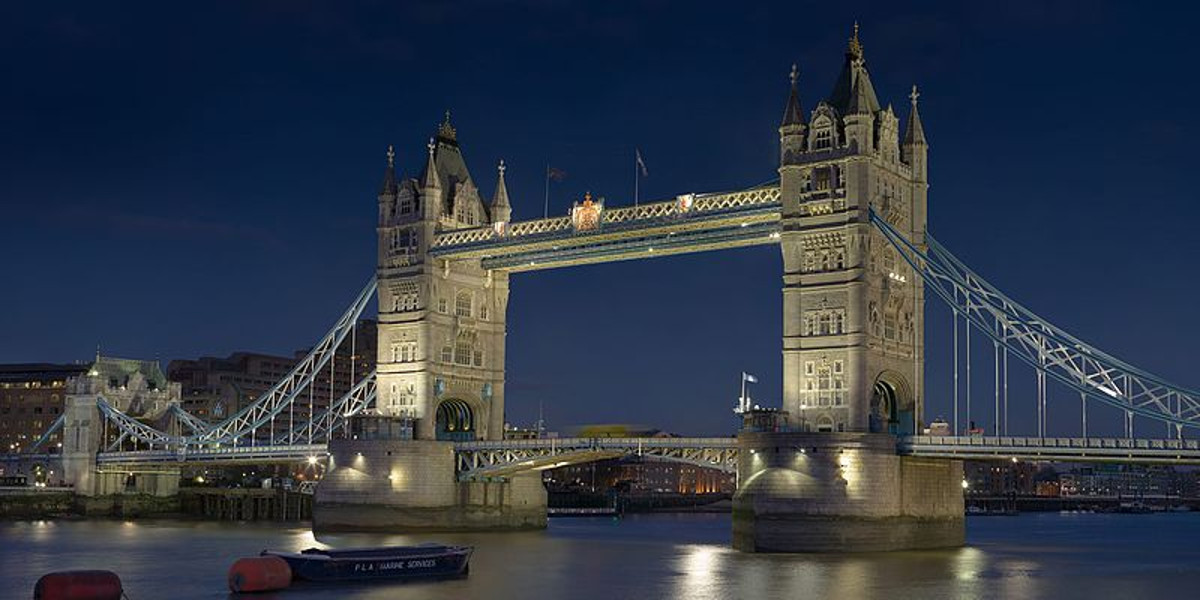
[25,435,1200,474]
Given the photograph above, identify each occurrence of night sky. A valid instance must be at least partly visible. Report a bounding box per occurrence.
[3,2,1198,438]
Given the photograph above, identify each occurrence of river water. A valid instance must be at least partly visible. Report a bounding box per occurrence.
[3,513,1199,599]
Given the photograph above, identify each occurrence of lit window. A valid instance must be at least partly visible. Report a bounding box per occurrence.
[455,292,472,317]
[455,339,472,365]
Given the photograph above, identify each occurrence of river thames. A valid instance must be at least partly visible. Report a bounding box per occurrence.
[4,513,1200,599]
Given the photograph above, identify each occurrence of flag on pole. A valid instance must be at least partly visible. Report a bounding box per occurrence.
[635,149,648,177]
[547,166,567,182]
[742,372,758,383]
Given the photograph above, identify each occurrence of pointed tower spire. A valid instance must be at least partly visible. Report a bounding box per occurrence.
[421,137,441,189]
[379,144,397,195]
[829,21,880,116]
[491,159,512,224]
[903,85,927,146]
[781,63,804,126]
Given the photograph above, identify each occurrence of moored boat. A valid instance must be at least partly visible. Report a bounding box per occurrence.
[262,544,472,582]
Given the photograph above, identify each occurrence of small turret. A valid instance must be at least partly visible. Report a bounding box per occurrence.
[420,138,442,220]
[903,85,928,181]
[490,159,512,225]
[779,64,806,165]
[378,145,397,225]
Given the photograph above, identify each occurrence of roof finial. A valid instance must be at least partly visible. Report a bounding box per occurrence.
[909,84,920,106]
[789,63,799,87]
[498,159,506,176]
[437,110,457,141]
[386,144,395,169]
[848,20,863,58]
[427,137,436,156]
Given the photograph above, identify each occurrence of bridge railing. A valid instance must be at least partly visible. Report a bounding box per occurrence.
[430,185,782,252]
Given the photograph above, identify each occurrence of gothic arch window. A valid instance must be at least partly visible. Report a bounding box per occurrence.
[441,343,453,364]
[478,304,488,320]
[455,291,472,318]
[811,118,833,150]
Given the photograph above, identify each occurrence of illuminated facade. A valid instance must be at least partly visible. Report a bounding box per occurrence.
[778,26,928,434]
[375,115,510,441]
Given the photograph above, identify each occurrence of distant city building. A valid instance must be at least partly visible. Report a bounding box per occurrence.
[1059,464,1184,499]
[964,460,1039,496]
[167,320,376,423]
[0,363,87,452]
[548,456,735,495]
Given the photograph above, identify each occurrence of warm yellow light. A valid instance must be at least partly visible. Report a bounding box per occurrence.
[961,479,969,490]
[307,455,318,465]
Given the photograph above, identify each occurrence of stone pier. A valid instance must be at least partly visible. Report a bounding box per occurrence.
[733,431,963,553]
[313,438,546,532]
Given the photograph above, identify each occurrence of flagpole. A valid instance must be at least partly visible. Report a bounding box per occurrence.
[634,151,639,207]
[543,163,550,219]
[740,373,747,413]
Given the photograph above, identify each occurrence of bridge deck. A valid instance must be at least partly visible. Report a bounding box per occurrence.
[901,436,1200,464]
[428,187,782,271]
[15,435,1200,472]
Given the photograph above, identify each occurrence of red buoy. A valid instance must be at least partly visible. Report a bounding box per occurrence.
[227,556,292,593]
[33,570,123,600]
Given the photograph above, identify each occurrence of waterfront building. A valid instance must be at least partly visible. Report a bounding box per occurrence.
[0,363,87,452]
[963,460,1040,496]
[1059,464,1182,499]
[547,455,735,495]
[1,356,179,453]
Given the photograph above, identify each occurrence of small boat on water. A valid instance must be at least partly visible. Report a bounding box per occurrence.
[262,544,472,583]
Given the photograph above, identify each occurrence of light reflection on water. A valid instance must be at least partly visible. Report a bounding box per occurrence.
[2,513,1200,599]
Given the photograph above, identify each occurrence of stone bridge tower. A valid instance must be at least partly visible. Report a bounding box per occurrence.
[375,114,511,441]
[778,26,928,434]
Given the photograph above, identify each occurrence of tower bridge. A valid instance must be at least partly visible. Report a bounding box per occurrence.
[7,25,1200,552]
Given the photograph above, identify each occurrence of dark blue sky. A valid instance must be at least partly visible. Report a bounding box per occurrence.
[2,2,1197,437]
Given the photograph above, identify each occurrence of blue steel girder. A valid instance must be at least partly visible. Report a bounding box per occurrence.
[278,371,377,445]
[901,435,1200,464]
[97,443,327,466]
[84,277,378,451]
[429,185,781,272]
[871,210,1200,431]
[453,437,739,480]
[188,277,377,446]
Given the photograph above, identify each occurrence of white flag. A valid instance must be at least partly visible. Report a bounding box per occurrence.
[635,148,648,177]
[743,372,758,383]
